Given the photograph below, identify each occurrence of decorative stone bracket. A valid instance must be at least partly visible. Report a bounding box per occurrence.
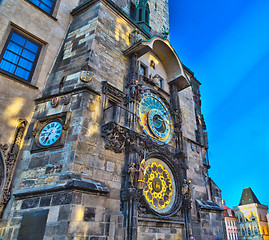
[101,121,187,168]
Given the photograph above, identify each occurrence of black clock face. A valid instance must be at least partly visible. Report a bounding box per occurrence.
[38,121,63,146]
[137,93,173,144]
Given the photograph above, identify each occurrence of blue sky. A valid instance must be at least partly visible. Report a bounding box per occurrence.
[169,0,269,208]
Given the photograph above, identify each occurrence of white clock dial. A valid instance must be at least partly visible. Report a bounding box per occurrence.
[38,121,63,146]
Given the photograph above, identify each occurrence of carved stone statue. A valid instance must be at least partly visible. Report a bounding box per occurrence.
[182,179,195,200]
[137,159,145,189]
[182,179,189,199]
[188,180,194,200]
[128,163,138,188]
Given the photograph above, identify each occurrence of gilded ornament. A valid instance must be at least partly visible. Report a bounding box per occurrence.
[143,160,175,212]
[80,70,93,83]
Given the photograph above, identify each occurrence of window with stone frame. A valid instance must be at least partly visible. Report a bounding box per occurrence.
[140,63,147,77]
[130,2,136,21]
[27,0,57,15]
[0,29,41,83]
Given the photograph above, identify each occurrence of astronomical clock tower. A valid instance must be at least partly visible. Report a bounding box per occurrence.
[0,0,225,239]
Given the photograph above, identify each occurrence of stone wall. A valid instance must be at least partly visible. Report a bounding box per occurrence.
[138,220,184,240]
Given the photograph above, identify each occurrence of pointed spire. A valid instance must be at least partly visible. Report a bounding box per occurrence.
[239,187,261,206]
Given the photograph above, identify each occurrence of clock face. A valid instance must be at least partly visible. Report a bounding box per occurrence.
[143,158,176,214]
[137,93,173,144]
[38,121,63,146]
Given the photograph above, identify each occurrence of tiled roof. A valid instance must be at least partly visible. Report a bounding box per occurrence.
[223,205,236,218]
[239,187,261,206]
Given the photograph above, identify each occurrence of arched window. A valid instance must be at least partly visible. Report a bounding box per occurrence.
[130,3,136,21]
[254,227,258,235]
[242,229,245,236]
[145,10,149,24]
[139,8,143,22]
[248,228,251,235]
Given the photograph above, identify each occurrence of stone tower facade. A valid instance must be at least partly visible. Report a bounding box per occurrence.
[0,0,225,239]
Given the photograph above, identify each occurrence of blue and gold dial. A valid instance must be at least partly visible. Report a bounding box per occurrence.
[137,93,173,144]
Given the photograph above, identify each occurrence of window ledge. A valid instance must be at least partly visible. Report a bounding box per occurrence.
[24,0,58,21]
[0,70,38,89]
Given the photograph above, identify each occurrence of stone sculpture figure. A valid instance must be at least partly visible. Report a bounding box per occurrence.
[137,159,145,189]
[182,179,189,199]
[128,163,138,188]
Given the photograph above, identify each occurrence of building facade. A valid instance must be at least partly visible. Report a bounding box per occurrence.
[233,188,269,240]
[0,0,79,216]
[223,203,239,240]
[0,0,225,239]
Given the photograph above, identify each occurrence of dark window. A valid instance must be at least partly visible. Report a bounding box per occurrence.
[130,3,136,21]
[159,78,163,89]
[140,64,146,76]
[139,8,143,22]
[145,10,149,24]
[0,30,41,82]
[28,0,56,15]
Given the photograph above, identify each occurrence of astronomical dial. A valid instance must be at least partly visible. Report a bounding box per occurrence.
[38,121,63,146]
[137,93,173,144]
[143,158,176,214]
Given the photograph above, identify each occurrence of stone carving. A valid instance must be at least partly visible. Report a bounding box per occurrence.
[137,159,145,189]
[0,120,27,213]
[129,29,141,45]
[101,122,130,153]
[61,95,72,105]
[182,179,194,200]
[102,81,125,103]
[162,25,169,39]
[182,179,189,199]
[128,163,138,188]
[101,121,187,169]
[51,97,60,108]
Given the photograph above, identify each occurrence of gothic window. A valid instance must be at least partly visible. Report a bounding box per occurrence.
[242,229,245,236]
[28,0,57,15]
[248,228,251,235]
[0,30,41,83]
[138,8,143,22]
[254,227,258,235]
[145,10,149,24]
[130,2,136,21]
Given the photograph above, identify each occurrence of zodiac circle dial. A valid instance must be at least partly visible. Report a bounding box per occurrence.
[143,158,176,214]
[137,93,173,144]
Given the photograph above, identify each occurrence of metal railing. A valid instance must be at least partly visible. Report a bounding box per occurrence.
[103,104,138,129]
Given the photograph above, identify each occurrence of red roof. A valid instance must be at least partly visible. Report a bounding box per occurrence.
[223,205,237,218]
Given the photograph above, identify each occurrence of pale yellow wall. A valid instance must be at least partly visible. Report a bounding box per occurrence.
[139,52,169,92]
[0,0,79,145]
[233,203,269,240]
